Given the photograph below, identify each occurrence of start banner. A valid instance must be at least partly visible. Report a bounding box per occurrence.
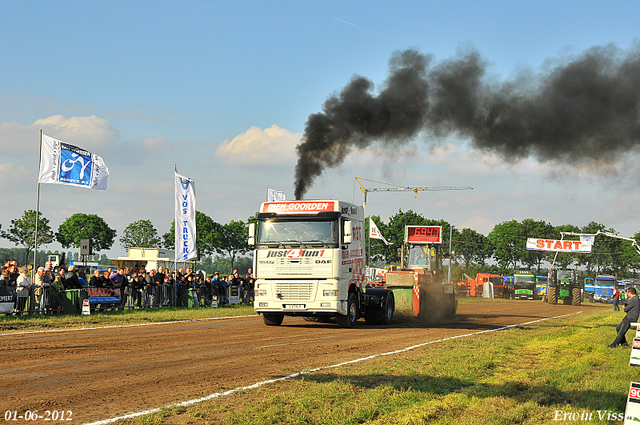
[526,238,593,253]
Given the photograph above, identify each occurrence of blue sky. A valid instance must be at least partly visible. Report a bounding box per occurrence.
[1,1,640,258]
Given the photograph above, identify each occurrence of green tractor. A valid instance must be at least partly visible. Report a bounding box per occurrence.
[548,268,583,306]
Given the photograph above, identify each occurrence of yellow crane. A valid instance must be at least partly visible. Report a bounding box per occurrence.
[354,176,473,215]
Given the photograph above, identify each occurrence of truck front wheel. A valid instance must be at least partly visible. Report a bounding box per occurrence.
[263,313,284,326]
[337,293,358,328]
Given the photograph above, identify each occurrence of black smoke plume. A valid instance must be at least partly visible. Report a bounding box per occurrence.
[294,44,640,199]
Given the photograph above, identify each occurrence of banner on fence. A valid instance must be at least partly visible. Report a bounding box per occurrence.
[0,286,13,314]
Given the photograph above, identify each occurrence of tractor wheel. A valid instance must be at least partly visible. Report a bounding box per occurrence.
[572,287,582,306]
[548,286,558,304]
[446,294,458,316]
[365,291,395,325]
[337,292,359,328]
[263,313,284,326]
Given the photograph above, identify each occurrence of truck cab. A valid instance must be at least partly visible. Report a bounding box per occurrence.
[513,271,536,300]
[250,200,394,328]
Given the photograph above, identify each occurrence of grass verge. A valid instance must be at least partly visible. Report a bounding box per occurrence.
[123,306,635,425]
[0,304,256,333]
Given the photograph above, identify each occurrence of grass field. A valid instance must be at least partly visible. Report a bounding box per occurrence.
[114,302,634,425]
[4,300,635,424]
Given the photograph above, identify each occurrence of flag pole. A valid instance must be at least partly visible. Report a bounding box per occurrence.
[33,130,42,273]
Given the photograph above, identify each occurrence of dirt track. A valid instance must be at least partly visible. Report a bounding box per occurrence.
[0,299,595,423]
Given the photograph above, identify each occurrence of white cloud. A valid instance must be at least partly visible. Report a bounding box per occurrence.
[0,115,119,158]
[215,125,301,165]
[34,115,118,151]
[0,163,32,193]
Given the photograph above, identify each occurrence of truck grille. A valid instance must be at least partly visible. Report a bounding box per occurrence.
[274,282,315,301]
[275,257,314,276]
[276,267,313,275]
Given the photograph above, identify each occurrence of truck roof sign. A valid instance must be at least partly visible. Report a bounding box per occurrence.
[262,201,336,214]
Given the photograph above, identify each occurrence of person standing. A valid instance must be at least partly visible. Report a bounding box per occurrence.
[612,286,620,311]
[64,266,81,289]
[33,267,50,313]
[609,287,640,348]
[110,268,127,309]
[90,270,102,287]
[50,274,64,314]
[15,266,32,314]
[145,269,156,308]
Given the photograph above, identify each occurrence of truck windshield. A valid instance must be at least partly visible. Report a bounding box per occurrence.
[557,270,573,281]
[257,219,338,246]
[514,275,535,284]
[595,278,615,287]
[407,246,430,268]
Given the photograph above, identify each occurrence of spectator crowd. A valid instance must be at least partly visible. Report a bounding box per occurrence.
[0,258,255,315]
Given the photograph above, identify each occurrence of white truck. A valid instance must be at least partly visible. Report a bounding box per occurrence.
[249,200,395,328]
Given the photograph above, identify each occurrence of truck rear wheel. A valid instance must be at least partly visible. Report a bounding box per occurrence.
[364,291,395,325]
[263,313,284,326]
[548,286,557,304]
[571,287,581,306]
[337,292,358,328]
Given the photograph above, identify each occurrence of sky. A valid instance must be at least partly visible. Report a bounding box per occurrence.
[1,0,640,259]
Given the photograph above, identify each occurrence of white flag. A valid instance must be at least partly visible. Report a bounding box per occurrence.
[38,134,109,190]
[175,171,197,262]
[267,188,287,202]
[369,217,391,245]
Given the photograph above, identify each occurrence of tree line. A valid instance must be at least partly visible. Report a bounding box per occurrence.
[0,210,253,272]
[368,210,640,278]
[4,208,639,279]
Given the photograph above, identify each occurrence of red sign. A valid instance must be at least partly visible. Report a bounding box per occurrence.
[262,201,335,214]
[405,226,443,244]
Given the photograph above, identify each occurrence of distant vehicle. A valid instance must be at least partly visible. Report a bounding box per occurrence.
[585,274,617,303]
[460,273,504,298]
[47,254,61,269]
[536,276,548,299]
[513,271,536,300]
[547,267,582,305]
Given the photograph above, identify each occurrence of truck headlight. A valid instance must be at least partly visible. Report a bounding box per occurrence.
[256,290,267,297]
[323,290,339,297]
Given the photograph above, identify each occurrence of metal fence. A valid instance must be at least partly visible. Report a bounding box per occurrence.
[0,283,254,315]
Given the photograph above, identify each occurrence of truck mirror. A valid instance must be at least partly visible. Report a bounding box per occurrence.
[248,223,255,246]
[343,221,352,244]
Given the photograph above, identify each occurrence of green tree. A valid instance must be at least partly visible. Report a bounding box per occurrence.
[162,210,224,257]
[454,228,492,269]
[216,219,252,270]
[120,219,161,249]
[488,220,525,273]
[0,210,55,265]
[56,213,116,252]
